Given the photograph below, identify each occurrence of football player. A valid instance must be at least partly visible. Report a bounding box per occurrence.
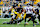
[23,4,37,26]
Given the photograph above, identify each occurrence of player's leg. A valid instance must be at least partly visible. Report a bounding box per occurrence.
[36,14,39,24]
[3,18,17,24]
[31,16,37,26]
[3,18,13,24]
[27,15,37,25]
[39,15,40,21]
[3,21,13,24]
[24,14,29,24]
[18,18,24,23]
[4,15,6,18]
[27,18,31,22]
[17,18,21,24]
[26,14,32,23]
[7,15,9,18]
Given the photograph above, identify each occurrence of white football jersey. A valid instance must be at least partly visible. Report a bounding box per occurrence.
[2,7,6,11]
[5,7,9,15]
[32,6,37,16]
[24,6,33,14]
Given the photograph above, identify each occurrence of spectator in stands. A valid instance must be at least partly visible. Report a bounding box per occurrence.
[8,5,12,18]
[16,0,22,3]
[0,0,3,5]
[2,4,5,18]
[0,8,3,18]
[4,4,9,18]
[10,0,13,6]
[0,8,1,18]
[32,0,36,5]
[28,0,36,5]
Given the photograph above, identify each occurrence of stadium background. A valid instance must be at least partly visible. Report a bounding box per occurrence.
[0,0,40,27]
[0,0,40,17]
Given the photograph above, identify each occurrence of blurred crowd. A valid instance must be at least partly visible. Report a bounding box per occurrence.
[0,0,40,18]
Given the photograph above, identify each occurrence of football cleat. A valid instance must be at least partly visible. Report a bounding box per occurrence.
[17,22,20,25]
[3,21,7,24]
[25,22,29,25]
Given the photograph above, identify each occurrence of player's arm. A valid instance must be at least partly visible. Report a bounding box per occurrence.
[23,8,26,13]
[9,7,13,11]
[23,13,26,19]
[8,7,13,13]
[32,9,37,14]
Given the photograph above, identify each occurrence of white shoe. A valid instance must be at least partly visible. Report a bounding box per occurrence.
[17,23,20,25]
[25,22,29,25]
[33,24,36,27]
[36,23,39,25]
[3,21,7,24]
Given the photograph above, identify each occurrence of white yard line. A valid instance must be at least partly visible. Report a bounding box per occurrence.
[0,18,11,19]
[0,25,13,26]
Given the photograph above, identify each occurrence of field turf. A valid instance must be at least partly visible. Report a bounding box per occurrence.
[0,18,40,27]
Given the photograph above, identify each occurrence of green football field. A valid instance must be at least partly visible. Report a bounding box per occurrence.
[0,18,40,27]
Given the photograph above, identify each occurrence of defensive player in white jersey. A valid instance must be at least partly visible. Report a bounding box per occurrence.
[34,6,39,25]
[27,5,39,25]
[24,4,37,26]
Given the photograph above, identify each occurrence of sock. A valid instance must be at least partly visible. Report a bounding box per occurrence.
[36,15,39,23]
